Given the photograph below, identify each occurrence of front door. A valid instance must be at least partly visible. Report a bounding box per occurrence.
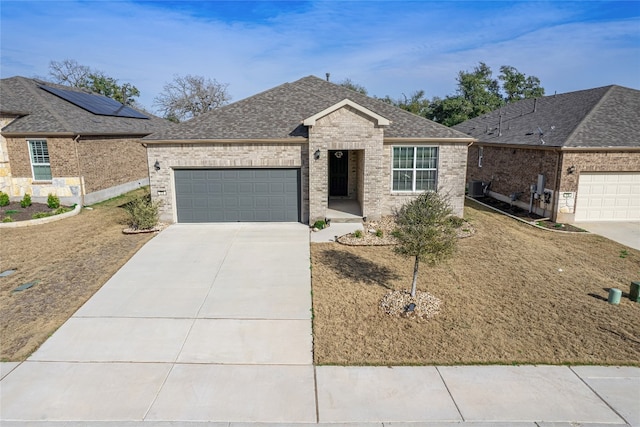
[329,150,348,197]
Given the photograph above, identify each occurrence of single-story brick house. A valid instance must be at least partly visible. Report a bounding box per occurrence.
[0,76,171,205]
[144,76,475,224]
[455,85,640,223]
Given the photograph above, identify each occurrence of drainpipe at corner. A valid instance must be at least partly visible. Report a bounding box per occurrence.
[551,149,562,222]
[74,135,85,207]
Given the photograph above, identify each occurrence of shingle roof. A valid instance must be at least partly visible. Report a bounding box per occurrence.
[0,76,172,136]
[145,75,472,141]
[453,85,640,149]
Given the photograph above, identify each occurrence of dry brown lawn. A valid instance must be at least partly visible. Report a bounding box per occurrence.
[0,189,156,361]
[312,199,640,366]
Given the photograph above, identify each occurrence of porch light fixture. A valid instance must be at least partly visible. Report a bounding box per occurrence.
[334,151,343,158]
[314,149,321,160]
[154,160,161,171]
[567,165,576,174]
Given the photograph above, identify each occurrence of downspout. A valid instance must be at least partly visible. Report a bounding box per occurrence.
[551,149,562,222]
[74,135,85,207]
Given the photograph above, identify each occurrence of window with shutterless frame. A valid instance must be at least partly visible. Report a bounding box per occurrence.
[28,139,52,181]
[392,146,438,192]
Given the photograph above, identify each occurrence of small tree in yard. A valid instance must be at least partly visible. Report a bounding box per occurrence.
[393,192,458,298]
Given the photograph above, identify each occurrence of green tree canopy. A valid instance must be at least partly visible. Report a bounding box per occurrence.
[338,78,368,95]
[393,192,458,297]
[499,65,545,102]
[385,62,545,126]
[48,59,140,105]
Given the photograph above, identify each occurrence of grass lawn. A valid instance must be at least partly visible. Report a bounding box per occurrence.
[0,189,156,361]
[311,199,640,366]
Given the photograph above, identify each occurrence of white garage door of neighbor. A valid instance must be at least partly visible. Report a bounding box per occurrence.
[575,172,640,221]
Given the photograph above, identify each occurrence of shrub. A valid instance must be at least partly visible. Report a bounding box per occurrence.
[0,191,9,207]
[375,229,384,238]
[353,229,363,238]
[47,193,60,209]
[32,211,53,219]
[2,216,14,223]
[20,193,32,208]
[313,219,326,230]
[448,216,465,228]
[123,194,160,230]
[54,206,72,215]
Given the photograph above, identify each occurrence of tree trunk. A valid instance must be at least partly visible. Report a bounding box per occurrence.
[411,256,419,297]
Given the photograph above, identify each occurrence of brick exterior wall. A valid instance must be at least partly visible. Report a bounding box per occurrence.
[147,142,308,223]
[2,135,148,204]
[76,136,148,193]
[148,105,469,224]
[308,106,385,222]
[467,144,640,222]
[380,142,468,218]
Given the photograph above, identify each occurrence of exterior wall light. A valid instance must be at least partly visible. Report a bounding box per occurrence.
[314,149,321,160]
[154,160,161,171]
[567,165,576,174]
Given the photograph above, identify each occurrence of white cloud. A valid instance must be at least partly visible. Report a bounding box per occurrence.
[1,1,638,113]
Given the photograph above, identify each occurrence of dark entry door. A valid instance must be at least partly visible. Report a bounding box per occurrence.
[329,151,348,197]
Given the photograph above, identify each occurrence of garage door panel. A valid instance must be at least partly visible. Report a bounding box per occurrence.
[576,172,640,221]
[175,168,300,223]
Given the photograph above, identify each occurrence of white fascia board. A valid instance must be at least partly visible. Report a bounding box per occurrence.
[303,99,390,126]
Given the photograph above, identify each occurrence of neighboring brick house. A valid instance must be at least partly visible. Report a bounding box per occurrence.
[144,76,474,224]
[455,85,640,223]
[0,76,171,205]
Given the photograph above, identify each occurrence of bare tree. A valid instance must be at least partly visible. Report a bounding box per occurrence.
[154,74,231,122]
[48,59,92,87]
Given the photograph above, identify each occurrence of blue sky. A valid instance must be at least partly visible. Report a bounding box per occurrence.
[2,1,639,113]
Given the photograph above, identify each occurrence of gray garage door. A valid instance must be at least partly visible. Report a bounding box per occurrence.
[175,169,300,223]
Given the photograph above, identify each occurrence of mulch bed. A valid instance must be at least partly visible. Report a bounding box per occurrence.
[471,196,586,232]
[0,202,61,222]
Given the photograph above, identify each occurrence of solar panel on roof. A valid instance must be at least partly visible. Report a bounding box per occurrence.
[39,85,148,119]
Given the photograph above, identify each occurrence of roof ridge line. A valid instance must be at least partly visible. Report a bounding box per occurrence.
[20,77,75,133]
[563,86,613,147]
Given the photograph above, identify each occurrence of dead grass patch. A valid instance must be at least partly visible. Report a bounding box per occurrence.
[0,189,156,361]
[311,199,640,366]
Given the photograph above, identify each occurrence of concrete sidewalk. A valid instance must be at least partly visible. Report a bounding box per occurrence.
[1,223,638,426]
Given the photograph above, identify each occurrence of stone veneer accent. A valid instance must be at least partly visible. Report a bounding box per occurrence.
[467,144,640,222]
[147,142,309,223]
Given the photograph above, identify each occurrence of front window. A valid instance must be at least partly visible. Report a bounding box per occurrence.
[392,146,438,192]
[28,140,52,181]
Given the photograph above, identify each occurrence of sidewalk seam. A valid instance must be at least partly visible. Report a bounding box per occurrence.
[568,365,630,426]
[436,366,465,422]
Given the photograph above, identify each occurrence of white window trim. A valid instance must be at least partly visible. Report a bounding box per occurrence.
[28,139,52,181]
[391,145,439,193]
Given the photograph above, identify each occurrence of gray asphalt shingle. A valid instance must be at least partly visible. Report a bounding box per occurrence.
[145,76,471,141]
[453,85,640,149]
[1,76,171,136]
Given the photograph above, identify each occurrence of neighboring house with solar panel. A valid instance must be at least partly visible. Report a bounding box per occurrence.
[0,76,172,206]
[454,85,640,223]
[144,75,475,224]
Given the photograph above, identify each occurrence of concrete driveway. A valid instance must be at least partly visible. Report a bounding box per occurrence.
[577,221,640,250]
[1,223,638,425]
